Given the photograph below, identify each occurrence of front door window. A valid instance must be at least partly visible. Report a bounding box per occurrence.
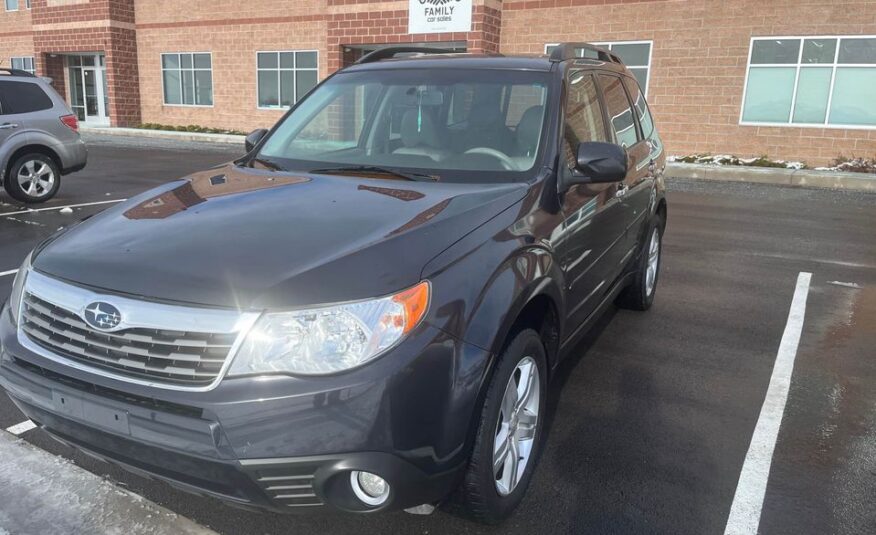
[68,54,109,125]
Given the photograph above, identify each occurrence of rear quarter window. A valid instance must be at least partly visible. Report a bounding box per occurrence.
[0,80,54,115]
[622,76,655,139]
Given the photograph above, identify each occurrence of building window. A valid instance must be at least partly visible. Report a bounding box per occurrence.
[741,36,876,128]
[161,53,213,106]
[11,56,34,74]
[256,51,318,109]
[5,0,19,11]
[545,41,652,94]
[26,0,30,8]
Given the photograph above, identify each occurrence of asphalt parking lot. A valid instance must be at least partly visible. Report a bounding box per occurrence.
[1,135,874,535]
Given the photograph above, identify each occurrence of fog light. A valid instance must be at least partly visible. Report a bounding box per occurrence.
[350,471,390,506]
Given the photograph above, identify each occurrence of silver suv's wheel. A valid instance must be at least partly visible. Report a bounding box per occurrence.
[18,159,56,199]
[449,329,547,524]
[4,153,61,204]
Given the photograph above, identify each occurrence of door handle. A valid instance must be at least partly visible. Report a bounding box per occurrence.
[0,123,19,130]
[647,159,657,178]
[615,184,629,198]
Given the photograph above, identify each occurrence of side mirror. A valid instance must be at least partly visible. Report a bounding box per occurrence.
[569,141,628,185]
[245,128,269,153]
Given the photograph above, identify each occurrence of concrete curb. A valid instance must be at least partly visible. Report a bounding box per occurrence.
[80,125,245,145]
[666,162,875,192]
[0,429,217,534]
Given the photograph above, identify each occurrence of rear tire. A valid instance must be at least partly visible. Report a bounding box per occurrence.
[4,153,61,204]
[616,214,663,311]
[448,329,547,524]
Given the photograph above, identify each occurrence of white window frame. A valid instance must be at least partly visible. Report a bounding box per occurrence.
[545,40,653,96]
[739,35,876,130]
[160,52,214,108]
[5,0,19,11]
[11,56,34,74]
[255,50,319,110]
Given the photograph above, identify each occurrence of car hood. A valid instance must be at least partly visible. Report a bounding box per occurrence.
[33,164,527,309]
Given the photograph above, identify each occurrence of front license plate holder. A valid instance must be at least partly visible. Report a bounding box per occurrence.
[52,390,131,435]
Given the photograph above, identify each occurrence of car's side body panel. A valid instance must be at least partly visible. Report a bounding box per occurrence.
[0,76,86,182]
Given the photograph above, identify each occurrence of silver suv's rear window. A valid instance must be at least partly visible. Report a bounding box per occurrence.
[0,80,53,114]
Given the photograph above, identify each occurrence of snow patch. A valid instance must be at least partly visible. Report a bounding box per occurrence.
[827,281,862,289]
[669,153,808,170]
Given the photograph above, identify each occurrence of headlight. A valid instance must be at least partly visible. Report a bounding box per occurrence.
[228,281,430,376]
[8,252,32,327]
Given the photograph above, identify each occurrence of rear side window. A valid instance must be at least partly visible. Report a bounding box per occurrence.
[563,72,607,169]
[0,80,54,115]
[622,76,654,138]
[597,74,639,148]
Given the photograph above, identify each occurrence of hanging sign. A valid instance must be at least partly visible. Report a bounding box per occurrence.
[408,0,472,34]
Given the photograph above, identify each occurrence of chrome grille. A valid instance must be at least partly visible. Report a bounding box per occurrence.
[21,292,238,386]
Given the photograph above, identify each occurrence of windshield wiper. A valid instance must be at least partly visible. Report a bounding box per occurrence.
[309,165,438,182]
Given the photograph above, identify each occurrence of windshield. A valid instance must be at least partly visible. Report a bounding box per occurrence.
[257,68,551,183]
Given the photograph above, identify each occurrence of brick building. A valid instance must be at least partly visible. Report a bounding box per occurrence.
[2,0,875,165]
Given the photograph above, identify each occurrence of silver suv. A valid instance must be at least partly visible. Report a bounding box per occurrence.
[0,68,87,203]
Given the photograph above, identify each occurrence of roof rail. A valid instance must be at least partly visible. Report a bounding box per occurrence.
[549,43,622,64]
[0,67,36,77]
[355,46,455,65]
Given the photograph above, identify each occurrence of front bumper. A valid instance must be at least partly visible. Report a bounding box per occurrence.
[0,301,487,513]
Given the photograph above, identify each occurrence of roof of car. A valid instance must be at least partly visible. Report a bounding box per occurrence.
[342,52,627,75]
[0,68,38,78]
[343,53,551,72]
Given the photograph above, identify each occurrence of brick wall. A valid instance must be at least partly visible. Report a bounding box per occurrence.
[27,0,141,126]
[325,1,501,71]
[133,22,328,131]
[128,0,504,131]
[501,0,876,165]
[42,55,66,99]
[0,6,34,70]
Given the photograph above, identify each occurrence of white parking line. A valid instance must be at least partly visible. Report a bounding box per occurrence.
[0,269,17,278]
[724,271,812,535]
[0,198,126,218]
[5,420,37,436]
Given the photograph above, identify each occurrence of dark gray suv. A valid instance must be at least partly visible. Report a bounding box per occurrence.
[0,44,665,523]
[0,68,87,203]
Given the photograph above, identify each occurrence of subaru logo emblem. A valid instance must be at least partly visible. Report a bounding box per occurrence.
[83,302,122,331]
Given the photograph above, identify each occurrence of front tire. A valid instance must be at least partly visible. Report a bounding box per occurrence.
[616,214,663,311]
[449,329,547,524]
[4,153,61,203]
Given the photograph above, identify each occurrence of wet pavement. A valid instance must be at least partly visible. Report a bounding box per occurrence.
[0,136,874,534]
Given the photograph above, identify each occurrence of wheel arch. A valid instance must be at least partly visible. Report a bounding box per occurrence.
[3,144,62,183]
[494,286,562,373]
[656,196,667,227]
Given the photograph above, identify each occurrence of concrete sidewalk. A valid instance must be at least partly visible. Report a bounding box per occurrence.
[0,430,216,535]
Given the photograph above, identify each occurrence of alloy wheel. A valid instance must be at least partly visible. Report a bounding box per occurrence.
[493,356,540,496]
[17,160,55,199]
[645,227,660,296]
